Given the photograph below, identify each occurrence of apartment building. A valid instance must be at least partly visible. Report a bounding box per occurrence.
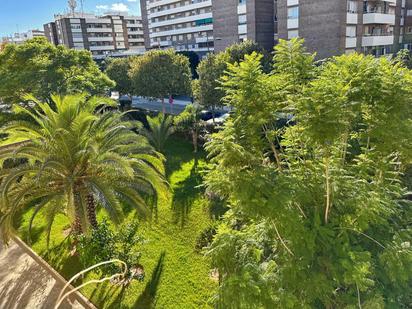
[2,29,45,45]
[141,0,411,58]
[213,0,276,52]
[278,0,408,59]
[404,0,412,49]
[140,0,277,54]
[44,13,145,59]
[140,0,214,54]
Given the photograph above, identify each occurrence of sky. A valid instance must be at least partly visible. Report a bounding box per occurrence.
[0,0,141,37]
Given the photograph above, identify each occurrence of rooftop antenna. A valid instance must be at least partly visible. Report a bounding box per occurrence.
[80,0,84,16]
[68,0,77,17]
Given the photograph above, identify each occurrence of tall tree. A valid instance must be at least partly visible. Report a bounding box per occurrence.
[0,37,114,105]
[129,49,191,113]
[194,53,226,121]
[174,104,204,153]
[105,57,133,96]
[0,94,167,244]
[205,40,412,308]
[195,40,271,121]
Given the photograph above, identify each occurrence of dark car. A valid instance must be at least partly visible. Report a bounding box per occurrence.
[199,110,226,121]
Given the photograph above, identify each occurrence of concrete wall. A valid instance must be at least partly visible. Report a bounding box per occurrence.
[140,0,151,49]
[247,0,275,51]
[403,0,412,47]
[299,0,346,59]
[213,0,239,52]
[278,0,346,59]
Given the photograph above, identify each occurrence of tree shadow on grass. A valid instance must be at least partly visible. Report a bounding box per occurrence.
[45,236,82,279]
[19,225,45,246]
[171,156,203,227]
[164,136,206,177]
[90,280,126,309]
[132,251,166,309]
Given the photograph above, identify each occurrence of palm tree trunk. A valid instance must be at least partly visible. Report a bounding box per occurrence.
[72,193,83,235]
[86,193,98,229]
[72,217,82,235]
[161,97,165,114]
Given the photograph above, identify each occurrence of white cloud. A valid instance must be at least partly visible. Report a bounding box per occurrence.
[127,0,137,2]
[96,5,109,10]
[110,3,130,12]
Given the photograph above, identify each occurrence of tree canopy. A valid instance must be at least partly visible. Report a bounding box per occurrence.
[105,57,133,95]
[0,37,114,105]
[129,49,191,112]
[204,39,412,308]
[195,40,271,115]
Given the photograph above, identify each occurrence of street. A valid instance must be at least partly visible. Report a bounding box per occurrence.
[131,96,191,115]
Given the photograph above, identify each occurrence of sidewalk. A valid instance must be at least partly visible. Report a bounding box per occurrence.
[0,238,88,309]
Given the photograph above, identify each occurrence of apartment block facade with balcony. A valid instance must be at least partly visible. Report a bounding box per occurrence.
[141,0,412,59]
[278,0,408,59]
[43,13,145,59]
[140,0,214,54]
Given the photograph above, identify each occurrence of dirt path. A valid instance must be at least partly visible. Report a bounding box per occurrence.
[0,239,86,309]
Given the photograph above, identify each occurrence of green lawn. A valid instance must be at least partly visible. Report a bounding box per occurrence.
[16,136,217,308]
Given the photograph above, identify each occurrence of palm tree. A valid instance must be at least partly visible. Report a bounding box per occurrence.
[0,94,168,245]
[141,113,174,153]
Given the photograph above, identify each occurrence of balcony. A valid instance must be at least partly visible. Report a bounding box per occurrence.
[89,45,115,51]
[88,36,114,42]
[362,34,394,47]
[363,13,395,25]
[86,28,112,33]
[347,13,358,24]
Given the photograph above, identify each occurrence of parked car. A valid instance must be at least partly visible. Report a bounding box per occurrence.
[205,112,229,125]
[200,110,226,121]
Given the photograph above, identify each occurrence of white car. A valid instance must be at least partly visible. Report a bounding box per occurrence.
[206,112,230,125]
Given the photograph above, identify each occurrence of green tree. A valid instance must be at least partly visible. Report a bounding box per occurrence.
[129,49,191,113]
[177,51,200,78]
[141,113,175,153]
[0,37,114,105]
[105,57,133,95]
[205,40,412,308]
[0,94,167,245]
[195,40,272,122]
[223,40,272,72]
[194,53,227,121]
[174,104,204,153]
[394,49,412,69]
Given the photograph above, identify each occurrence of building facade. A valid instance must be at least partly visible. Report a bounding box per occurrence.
[44,13,145,59]
[213,0,276,52]
[140,0,214,54]
[2,29,45,45]
[141,0,412,58]
[278,0,409,59]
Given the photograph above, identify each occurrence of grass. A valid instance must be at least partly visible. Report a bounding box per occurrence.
[16,136,217,308]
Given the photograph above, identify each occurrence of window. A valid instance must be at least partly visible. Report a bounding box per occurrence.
[288,7,299,20]
[288,30,299,39]
[238,14,247,25]
[347,1,357,14]
[346,26,356,37]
